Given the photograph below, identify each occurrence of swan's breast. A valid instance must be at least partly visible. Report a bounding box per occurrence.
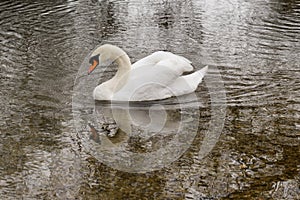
[93,84,112,100]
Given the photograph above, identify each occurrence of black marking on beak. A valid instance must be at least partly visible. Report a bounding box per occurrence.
[89,54,100,64]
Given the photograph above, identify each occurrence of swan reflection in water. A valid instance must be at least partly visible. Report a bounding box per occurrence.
[88,93,203,152]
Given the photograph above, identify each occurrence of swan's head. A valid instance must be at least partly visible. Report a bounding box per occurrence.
[88,44,126,74]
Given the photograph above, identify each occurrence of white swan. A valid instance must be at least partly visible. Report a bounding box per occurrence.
[88,44,208,101]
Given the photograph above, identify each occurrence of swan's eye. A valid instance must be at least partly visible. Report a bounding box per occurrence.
[89,54,99,64]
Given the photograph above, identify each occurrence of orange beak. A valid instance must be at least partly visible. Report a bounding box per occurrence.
[88,60,99,75]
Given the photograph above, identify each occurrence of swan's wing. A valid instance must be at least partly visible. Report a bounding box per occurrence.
[166,66,208,96]
[112,63,182,101]
[132,51,193,73]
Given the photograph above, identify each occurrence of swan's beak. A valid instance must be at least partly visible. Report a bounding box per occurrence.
[88,60,99,75]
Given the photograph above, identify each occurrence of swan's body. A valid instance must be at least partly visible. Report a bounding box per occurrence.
[88,44,208,101]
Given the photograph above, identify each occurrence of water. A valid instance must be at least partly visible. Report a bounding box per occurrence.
[0,0,299,199]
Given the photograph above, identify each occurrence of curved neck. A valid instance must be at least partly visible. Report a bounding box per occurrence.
[109,53,131,92]
[114,54,131,78]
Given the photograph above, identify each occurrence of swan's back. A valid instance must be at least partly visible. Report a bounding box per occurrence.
[132,51,193,74]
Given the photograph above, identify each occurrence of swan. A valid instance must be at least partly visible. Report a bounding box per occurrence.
[88,44,208,101]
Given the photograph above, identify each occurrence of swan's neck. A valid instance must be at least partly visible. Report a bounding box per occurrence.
[114,54,131,79]
[108,54,131,92]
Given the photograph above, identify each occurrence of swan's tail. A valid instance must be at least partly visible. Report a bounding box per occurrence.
[184,65,208,90]
[195,65,208,81]
[166,66,208,97]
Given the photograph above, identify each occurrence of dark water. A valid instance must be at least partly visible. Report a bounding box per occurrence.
[1,0,299,199]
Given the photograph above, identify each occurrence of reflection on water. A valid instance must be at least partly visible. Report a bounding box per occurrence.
[0,0,299,199]
[77,100,201,173]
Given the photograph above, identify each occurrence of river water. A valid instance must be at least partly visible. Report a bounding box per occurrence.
[0,0,299,199]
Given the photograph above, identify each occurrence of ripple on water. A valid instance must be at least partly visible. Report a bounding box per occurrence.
[0,0,300,199]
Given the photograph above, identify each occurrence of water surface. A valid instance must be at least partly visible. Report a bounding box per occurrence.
[0,0,299,199]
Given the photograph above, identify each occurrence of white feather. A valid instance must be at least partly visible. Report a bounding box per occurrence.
[91,44,208,101]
